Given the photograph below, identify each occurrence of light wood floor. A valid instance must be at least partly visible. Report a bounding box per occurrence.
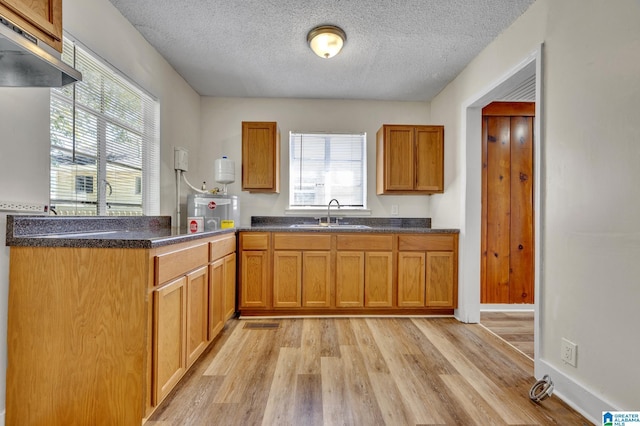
[481,311,534,359]
[148,317,590,425]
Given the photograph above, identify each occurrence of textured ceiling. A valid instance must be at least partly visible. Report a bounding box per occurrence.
[107,0,535,101]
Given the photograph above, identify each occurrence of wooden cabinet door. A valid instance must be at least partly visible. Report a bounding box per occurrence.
[336,251,364,307]
[273,251,302,307]
[223,253,236,320]
[302,251,331,307]
[240,250,269,308]
[0,0,62,51]
[426,251,455,308]
[415,126,444,192]
[209,259,224,340]
[397,252,426,307]
[383,125,415,191]
[364,252,393,307]
[242,121,280,193]
[153,276,187,405]
[186,266,209,368]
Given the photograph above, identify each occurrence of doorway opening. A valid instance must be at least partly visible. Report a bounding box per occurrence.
[458,45,542,372]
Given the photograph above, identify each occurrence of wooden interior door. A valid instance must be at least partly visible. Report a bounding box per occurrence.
[481,102,534,304]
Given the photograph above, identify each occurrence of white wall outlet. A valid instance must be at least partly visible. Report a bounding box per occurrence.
[0,201,49,213]
[561,338,577,367]
[391,204,399,215]
[174,147,189,171]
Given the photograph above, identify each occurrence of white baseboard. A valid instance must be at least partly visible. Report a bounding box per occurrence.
[536,359,620,424]
[480,303,534,311]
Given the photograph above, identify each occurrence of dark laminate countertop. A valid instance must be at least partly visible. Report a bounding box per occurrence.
[6,215,459,249]
[6,215,234,249]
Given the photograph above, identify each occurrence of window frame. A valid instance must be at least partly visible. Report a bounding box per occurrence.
[49,36,160,216]
[288,131,368,211]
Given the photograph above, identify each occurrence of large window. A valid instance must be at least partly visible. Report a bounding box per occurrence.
[50,38,159,216]
[289,132,366,208]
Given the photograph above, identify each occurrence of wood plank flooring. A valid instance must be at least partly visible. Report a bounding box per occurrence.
[480,311,534,359]
[147,317,590,426]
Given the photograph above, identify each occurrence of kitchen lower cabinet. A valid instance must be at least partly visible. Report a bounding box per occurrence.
[238,231,458,316]
[364,252,393,307]
[209,258,225,339]
[272,233,332,309]
[224,253,237,319]
[6,246,149,426]
[397,234,458,309]
[6,232,237,425]
[303,251,332,307]
[426,251,456,307]
[336,251,365,307]
[153,275,188,405]
[273,251,302,307]
[273,250,332,308]
[336,235,393,308]
[186,266,209,367]
[239,232,270,309]
[209,233,237,337]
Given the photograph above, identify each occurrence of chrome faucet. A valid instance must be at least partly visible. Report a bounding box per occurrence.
[326,198,340,225]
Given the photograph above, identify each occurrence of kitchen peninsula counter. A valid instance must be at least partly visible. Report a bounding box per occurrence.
[5,214,238,424]
[6,215,234,248]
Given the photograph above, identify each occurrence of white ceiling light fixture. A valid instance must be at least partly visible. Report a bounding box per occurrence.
[307,25,346,59]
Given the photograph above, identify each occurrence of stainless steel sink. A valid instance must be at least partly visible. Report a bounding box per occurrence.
[288,224,371,229]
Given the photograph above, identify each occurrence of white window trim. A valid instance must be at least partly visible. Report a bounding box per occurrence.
[288,131,368,210]
[51,34,160,216]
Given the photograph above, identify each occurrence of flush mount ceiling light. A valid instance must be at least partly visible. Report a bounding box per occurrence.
[307,25,346,59]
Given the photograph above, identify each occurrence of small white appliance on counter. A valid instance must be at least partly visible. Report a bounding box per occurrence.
[187,194,239,231]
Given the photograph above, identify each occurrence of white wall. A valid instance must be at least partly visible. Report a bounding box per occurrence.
[198,97,432,225]
[0,0,202,421]
[430,0,640,418]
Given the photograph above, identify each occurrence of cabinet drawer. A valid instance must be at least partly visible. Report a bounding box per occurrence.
[155,243,208,285]
[398,234,455,251]
[336,234,393,251]
[210,234,236,261]
[240,233,269,250]
[273,233,331,250]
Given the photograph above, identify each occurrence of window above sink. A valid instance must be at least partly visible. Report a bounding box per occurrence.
[288,131,367,211]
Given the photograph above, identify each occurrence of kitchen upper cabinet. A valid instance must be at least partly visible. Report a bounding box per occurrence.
[397,234,458,309]
[0,0,62,52]
[376,125,444,194]
[242,121,280,193]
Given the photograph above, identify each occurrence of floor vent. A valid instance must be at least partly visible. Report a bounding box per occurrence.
[244,322,280,330]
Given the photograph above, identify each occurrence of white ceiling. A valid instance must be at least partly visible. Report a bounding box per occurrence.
[107,0,535,102]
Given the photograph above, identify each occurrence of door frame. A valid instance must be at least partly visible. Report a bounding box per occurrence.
[456,44,543,370]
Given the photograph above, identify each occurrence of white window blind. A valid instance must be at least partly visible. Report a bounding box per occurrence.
[289,132,366,208]
[50,38,159,216]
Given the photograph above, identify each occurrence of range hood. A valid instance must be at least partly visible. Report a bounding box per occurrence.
[0,17,81,87]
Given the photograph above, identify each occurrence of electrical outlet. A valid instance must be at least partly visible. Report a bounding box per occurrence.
[391,204,399,215]
[174,147,189,171]
[0,201,49,213]
[561,338,577,367]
